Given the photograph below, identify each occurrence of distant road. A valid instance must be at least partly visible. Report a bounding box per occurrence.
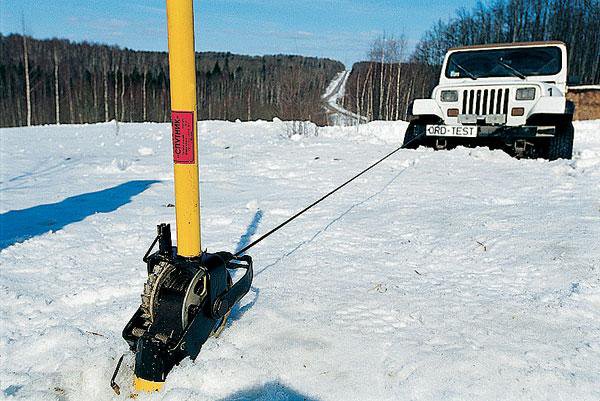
[322,71,368,126]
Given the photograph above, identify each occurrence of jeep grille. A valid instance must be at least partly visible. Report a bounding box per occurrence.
[461,88,510,116]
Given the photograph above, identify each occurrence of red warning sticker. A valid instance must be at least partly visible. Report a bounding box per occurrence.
[171,111,195,164]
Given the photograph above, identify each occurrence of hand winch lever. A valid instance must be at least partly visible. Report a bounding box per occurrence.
[157,223,172,257]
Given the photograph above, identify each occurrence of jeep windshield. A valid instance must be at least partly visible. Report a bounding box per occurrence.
[445,46,562,79]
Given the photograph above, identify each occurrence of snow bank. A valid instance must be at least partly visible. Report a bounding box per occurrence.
[1,119,599,400]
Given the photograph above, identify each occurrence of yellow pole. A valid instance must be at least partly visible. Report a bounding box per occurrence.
[132,2,199,392]
[133,377,164,393]
[166,0,201,257]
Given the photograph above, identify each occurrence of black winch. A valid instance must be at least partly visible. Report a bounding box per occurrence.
[112,224,252,393]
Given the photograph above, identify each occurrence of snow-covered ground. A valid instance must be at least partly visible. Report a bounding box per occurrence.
[1,119,600,400]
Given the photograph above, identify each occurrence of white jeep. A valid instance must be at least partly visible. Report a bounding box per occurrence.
[404,41,575,160]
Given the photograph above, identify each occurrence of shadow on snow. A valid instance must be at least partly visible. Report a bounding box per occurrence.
[228,209,263,323]
[0,180,160,250]
[217,381,319,401]
[235,209,264,255]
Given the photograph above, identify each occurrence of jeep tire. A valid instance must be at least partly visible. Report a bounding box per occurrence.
[403,117,439,148]
[402,122,422,148]
[545,121,574,160]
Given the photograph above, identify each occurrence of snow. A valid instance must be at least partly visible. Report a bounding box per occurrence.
[1,119,600,400]
[322,71,368,126]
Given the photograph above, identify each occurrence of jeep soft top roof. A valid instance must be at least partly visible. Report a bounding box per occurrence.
[448,41,566,52]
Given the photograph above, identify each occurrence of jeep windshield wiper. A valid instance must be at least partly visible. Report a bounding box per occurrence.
[450,59,478,80]
[496,59,526,80]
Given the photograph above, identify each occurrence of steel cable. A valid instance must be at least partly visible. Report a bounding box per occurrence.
[233,129,424,257]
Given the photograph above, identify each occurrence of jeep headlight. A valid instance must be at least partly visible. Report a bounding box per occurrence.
[440,90,458,102]
[516,87,536,100]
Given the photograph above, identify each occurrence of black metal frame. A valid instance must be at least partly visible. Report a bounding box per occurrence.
[117,224,253,386]
[405,119,559,151]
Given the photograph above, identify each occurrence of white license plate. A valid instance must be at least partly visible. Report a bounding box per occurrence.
[426,125,477,137]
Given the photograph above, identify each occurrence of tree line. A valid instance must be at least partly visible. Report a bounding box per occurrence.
[0,34,343,128]
[343,59,439,122]
[342,35,440,122]
[413,0,599,83]
[343,0,599,122]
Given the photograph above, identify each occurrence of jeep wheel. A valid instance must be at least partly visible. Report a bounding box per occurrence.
[402,122,421,148]
[546,122,574,160]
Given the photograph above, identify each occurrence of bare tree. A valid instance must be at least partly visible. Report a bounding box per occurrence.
[21,17,31,126]
[355,71,361,121]
[142,65,148,121]
[120,58,125,121]
[53,45,60,125]
[102,50,109,122]
[113,50,119,122]
[367,34,408,120]
[391,36,407,120]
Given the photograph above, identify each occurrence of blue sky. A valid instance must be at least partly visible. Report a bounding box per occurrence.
[0,0,478,67]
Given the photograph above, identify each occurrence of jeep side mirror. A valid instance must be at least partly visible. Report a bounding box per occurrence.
[568,75,580,86]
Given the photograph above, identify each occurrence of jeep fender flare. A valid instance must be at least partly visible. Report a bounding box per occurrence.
[411,99,444,120]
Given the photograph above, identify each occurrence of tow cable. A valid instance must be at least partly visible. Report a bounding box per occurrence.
[234,132,425,257]
[110,0,425,395]
[111,122,424,395]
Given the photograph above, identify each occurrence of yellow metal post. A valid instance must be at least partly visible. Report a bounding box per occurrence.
[133,376,164,393]
[132,1,199,392]
[166,0,201,258]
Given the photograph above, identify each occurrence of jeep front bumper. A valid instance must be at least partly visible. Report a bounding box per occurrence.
[419,124,556,139]
[476,125,555,138]
[407,123,557,149]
